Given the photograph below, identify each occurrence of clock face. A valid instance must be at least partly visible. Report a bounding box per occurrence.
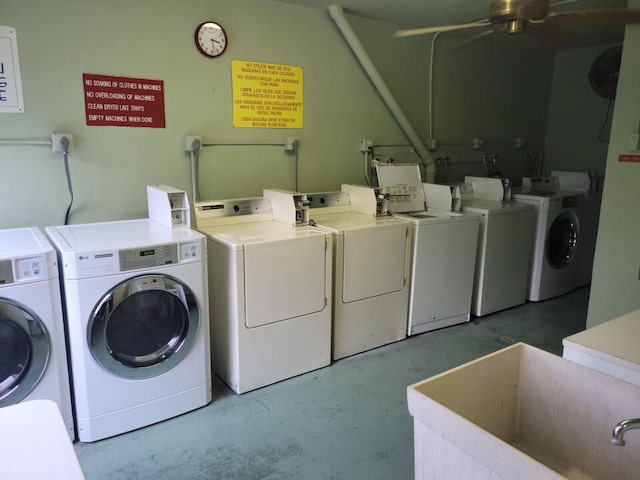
[195,21,227,58]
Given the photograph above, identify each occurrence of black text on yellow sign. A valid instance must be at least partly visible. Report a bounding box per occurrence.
[232,60,303,129]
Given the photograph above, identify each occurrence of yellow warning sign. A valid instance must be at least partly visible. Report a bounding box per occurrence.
[232,60,303,129]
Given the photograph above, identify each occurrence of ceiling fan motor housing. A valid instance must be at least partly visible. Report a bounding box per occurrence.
[489,0,549,23]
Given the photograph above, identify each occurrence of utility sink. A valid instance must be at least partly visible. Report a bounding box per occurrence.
[407,343,640,480]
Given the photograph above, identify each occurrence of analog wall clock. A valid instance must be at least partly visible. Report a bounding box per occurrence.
[194,21,228,58]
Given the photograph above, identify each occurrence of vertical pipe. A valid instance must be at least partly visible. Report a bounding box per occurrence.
[328,5,436,182]
[190,150,200,202]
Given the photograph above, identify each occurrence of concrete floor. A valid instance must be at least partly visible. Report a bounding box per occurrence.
[74,287,589,480]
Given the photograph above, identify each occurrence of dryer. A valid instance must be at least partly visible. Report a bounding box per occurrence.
[513,181,583,301]
[46,219,211,442]
[0,227,74,439]
[194,194,332,394]
[376,164,480,335]
[306,184,411,360]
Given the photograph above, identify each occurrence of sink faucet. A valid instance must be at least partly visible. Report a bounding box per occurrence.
[611,418,640,446]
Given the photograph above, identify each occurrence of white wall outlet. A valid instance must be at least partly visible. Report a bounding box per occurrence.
[51,133,74,152]
[183,135,202,152]
[627,133,639,151]
[284,136,300,152]
[472,138,485,150]
[427,138,437,151]
[360,139,374,152]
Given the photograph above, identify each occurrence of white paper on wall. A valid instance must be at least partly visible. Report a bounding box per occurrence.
[0,26,25,113]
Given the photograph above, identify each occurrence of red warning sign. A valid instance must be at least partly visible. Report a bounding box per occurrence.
[83,73,165,128]
[619,154,640,163]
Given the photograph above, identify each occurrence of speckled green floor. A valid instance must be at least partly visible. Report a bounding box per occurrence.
[74,287,589,480]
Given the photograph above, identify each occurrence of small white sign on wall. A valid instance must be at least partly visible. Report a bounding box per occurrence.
[0,26,25,113]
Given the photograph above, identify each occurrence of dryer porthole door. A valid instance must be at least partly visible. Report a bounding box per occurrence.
[0,298,50,407]
[88,274,200,380]
[546,211,580,269]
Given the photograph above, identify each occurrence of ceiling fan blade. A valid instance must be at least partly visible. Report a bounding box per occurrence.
[394,21,493,38]
[545,9,640,27]
[444,28,504,52]
[549,0,582,7]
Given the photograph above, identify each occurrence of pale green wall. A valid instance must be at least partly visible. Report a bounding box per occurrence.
[1,0,555,230]
[0,0,397,227]
[587,13,640,327]
[357,23,555,183]
[544,44,618,179]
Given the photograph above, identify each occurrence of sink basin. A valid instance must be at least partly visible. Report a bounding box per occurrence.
[407,342,640,480]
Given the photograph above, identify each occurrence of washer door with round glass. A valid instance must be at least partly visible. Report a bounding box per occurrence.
[89,274,200,379]
[546,211,580,270]
[0,298,50,407]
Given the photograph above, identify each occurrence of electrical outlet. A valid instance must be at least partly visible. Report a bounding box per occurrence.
[360,139,374,152]
[183,135,202,152]
[472,138,485,150]
[627,133,639,151]
[284,136,300,152]
[51,133,74,152]
[514,137,525,149]
[427,138,437,151]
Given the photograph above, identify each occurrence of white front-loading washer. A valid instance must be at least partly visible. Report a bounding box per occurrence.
[46,219,211,442]
[0,227,74,439]
[194,196,332,394]
[306,185,411,359]
[376,164,480,335]
[551,171,601,287]
[512,189,583,301]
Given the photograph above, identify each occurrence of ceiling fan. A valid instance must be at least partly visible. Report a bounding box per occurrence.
[394,0,640,39]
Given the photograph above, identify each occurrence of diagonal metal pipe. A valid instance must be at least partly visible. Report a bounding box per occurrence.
[328,5,436,183]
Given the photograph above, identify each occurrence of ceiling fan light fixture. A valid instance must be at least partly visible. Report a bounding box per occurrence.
[489,0,549,23]
[506,19,527,34]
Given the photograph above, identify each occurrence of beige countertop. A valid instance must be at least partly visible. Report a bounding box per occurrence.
[563,309,640,372]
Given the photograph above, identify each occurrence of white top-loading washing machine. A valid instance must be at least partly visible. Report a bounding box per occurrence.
[306,185,411,359]
[376,163,480,335]
[194,194,332,394]
[46,219,211,442]
[513,179,583,301]
[0,227,74,439]
[459,199,535,316]
[454,177,536,317]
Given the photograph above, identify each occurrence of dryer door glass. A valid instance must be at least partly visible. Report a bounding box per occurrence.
[546,212,579,269]
[89,274,200,379]
[0,299,49,407]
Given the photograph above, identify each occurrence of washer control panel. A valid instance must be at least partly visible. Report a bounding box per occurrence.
[119,244,179,272]
[0,256,47,285]
[0,259,14,285]
[16,256,46,281]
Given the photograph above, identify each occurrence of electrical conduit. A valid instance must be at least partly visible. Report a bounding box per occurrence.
[328,5,436,183]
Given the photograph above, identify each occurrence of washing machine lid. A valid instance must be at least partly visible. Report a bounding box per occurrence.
[512,190,561,211]
[391,208,478,225]
[375,163,427,213]
[0,227,52,259]
[45,218,203,253]
[512,187,559,199]
[461,199,534,215]
[199,220,328,251]
[310,211,405,234]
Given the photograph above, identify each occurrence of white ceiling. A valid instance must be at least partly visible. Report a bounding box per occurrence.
[272,0,629,48]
